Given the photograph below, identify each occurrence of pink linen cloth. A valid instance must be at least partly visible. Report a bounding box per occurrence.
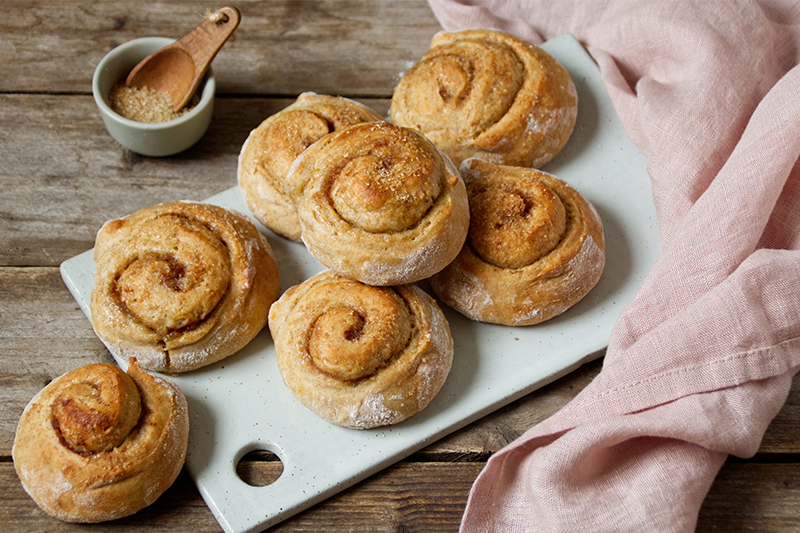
[423,1,800,531]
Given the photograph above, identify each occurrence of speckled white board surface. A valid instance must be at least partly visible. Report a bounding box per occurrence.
[60,34,659,533]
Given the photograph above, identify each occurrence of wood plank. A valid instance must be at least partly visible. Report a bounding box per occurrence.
[698,462,800,531]
[3,267,800,457]
[1,464,223,532]
[761,379,800,454]
[1,462,477,532]
[4,461,800,532]
[0,0,441,96]
[0,95,391,266]
[266,462,480,532]
[0,267,112,452]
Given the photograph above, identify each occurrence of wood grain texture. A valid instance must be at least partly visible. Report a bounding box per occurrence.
[0,95,391,266]
[4,461,800,532]
[698,462,800,532]
[0,0,440,95]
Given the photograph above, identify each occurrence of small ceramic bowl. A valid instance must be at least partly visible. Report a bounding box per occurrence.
[92,37,216,157]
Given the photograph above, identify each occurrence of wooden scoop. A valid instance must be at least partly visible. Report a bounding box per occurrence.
[126,6,240,112]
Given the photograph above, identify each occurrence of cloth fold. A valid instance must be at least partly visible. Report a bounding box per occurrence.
[422,1,800,531]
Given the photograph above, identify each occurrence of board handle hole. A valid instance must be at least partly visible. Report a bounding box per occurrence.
[235,448,284,487]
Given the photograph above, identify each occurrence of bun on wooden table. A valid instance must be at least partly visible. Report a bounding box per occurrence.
[12,359,189,523]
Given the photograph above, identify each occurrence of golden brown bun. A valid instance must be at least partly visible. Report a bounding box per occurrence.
[390,29,577,168]
[269,270,454,429]
[285,121,469,286]
[429,159,605,326]
[238,92,384,241]
[90,201,281,373]
[12,359,189,523]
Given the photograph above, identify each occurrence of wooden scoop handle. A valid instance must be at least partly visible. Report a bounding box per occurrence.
[173,6,240,108]
[126,6,240,112]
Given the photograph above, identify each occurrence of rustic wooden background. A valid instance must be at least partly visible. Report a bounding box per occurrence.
[2,1,799,531]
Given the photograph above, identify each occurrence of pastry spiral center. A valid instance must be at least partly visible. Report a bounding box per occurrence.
[329,129,442,233]
[51,364,142,455]
[468,178,567,269]
[405,40,523,135]
[306,284,412,381]
[115,215,232,336]
[259,110,331,177]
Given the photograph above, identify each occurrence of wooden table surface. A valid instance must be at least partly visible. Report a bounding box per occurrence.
[2,1,799,531]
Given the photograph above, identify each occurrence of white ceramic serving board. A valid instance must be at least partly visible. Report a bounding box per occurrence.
[60,34,658,533]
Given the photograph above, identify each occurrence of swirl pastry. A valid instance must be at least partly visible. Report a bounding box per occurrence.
[269,270,454,429]
[238,92,384,241]
[429,159,605,326]
[90,201,281,373]
[390,29,577,168]
[12,359,189,523]
[285,121,469,286]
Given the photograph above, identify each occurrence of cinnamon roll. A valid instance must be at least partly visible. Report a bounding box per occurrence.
[390,29,577,168]
[12,359,189,523]
[285,121,469,286]
[269,270,454,429]
[90,201,281,373]
[238,92,384,241]
[429,159,605,326]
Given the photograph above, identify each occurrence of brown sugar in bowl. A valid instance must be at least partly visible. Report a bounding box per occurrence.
[92,37,215,157]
